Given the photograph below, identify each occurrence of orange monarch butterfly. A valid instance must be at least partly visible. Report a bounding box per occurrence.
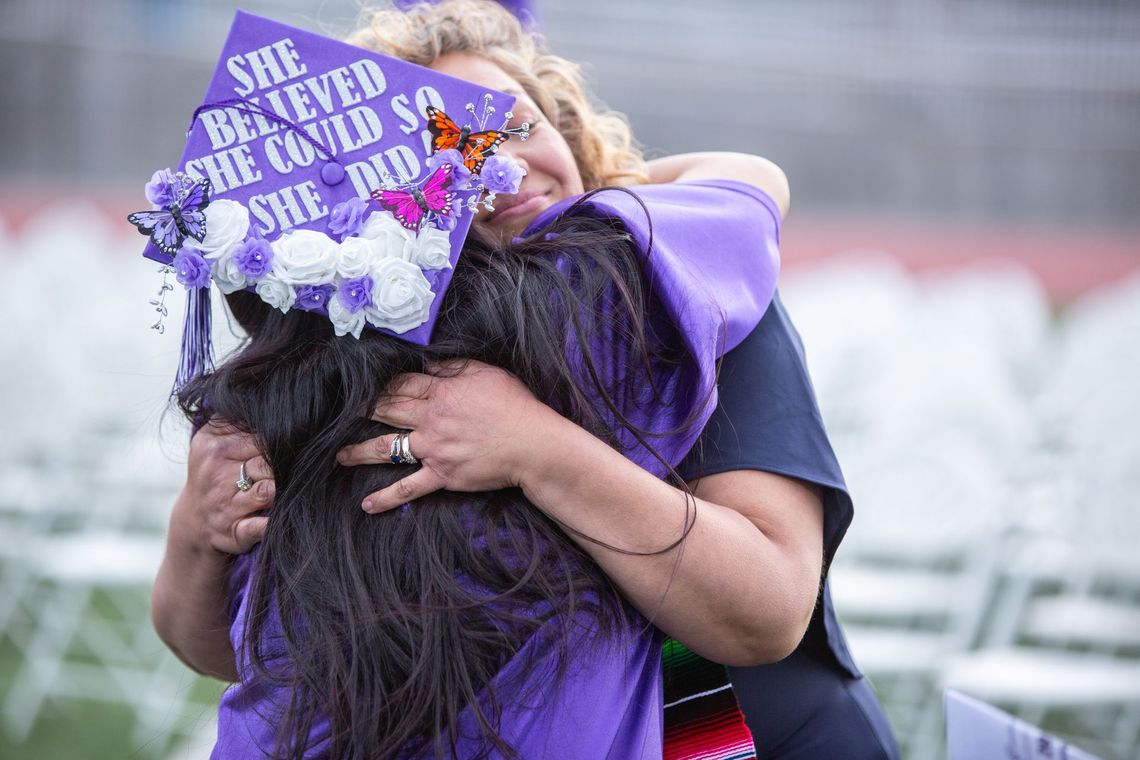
[425,105,527,174]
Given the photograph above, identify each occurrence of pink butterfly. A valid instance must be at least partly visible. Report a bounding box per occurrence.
[370,164,455,231]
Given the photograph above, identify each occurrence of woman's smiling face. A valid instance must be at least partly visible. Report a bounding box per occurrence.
[428,52,585,245]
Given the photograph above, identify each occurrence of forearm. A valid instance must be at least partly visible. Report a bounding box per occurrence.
[519,412,817,666]
[151,491,239,682]
[645,152,790,217]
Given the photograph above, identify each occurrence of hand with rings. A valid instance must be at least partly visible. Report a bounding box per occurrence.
[336,359,567,514]
[179,419,276,555]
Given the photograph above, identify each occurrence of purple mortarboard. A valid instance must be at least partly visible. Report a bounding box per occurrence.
[129,11,528,389]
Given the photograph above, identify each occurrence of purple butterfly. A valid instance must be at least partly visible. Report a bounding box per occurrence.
[370,164,455,231]
[128,176,211,256]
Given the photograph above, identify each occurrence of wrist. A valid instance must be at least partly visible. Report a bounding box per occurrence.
[511,404,573,497]
[515,409,608,507]
[169,489,231,564]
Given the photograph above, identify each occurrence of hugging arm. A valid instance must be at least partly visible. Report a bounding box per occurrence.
[517,408,825,665]
[151,422,274,681]
[646,152,791,218]
[340,362,824,666]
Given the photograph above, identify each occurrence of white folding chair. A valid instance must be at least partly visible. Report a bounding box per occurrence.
[940,539,1140,760]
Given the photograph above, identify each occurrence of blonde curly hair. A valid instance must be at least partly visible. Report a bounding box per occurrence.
[346,0,648,190]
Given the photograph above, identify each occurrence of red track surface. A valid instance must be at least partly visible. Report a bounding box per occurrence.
[782,216,1140,305]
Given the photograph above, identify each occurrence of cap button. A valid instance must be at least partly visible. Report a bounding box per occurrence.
[320,162,346,186]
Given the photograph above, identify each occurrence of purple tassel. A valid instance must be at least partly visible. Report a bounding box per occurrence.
[174,286,214,394]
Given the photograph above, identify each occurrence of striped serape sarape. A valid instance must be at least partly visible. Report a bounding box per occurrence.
[661,638,757,759]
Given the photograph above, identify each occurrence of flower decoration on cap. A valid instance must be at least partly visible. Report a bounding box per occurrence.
[425,149,473,187]
[479,155,526,195]
[130,121,526,343]
[172,248,212,289]
[328,196,370,238]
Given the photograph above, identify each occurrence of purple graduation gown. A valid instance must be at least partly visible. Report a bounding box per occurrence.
[210,179,780,758]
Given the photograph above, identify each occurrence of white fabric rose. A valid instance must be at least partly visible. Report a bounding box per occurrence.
[327,295,368,339]
[211,249,248,294]
[409,226,453,270]
[336,236,384,279]
[188,200,250,260]
[359,210,412,260]
[364,257,435,334]
[255,274,296,313]
[398,236,419,263]
[271,229,338,286]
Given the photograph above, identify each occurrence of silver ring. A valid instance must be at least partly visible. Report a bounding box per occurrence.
[235,461,254,492]
[390,432,418,465]
[389,434,403,464]
[400,432,418,465]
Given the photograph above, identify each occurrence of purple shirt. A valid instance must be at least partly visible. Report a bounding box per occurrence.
[212,549,664,758]
[523,179,782,476]
[211,179,780,757]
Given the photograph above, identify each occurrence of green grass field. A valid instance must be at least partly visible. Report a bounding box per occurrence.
[0,578,224,760]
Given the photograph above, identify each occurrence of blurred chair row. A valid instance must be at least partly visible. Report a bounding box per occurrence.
[0,204,237,755]
[831,504,1140,760]
[782,256,1140,759]
[0,433,221,756]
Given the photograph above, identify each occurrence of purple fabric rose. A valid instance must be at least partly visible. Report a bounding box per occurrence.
[328,197,370,239]
[173,248,212,289]
[233,237,273,280]
[478,155,525,194]
[295,284,335,312]
[426,149,472,188]
[338,276,374,313]
[145,168,179,208]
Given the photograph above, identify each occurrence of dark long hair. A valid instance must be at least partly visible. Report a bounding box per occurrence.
[178,197,697,759]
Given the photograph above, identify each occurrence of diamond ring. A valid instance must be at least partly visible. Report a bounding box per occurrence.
[236,461,255,493]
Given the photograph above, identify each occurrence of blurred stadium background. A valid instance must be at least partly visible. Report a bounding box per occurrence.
[1,1,1137,758]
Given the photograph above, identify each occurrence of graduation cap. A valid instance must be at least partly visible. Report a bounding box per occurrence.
[129,10,528,389]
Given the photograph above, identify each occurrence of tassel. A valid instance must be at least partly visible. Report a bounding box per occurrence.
[174,286,214,394]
